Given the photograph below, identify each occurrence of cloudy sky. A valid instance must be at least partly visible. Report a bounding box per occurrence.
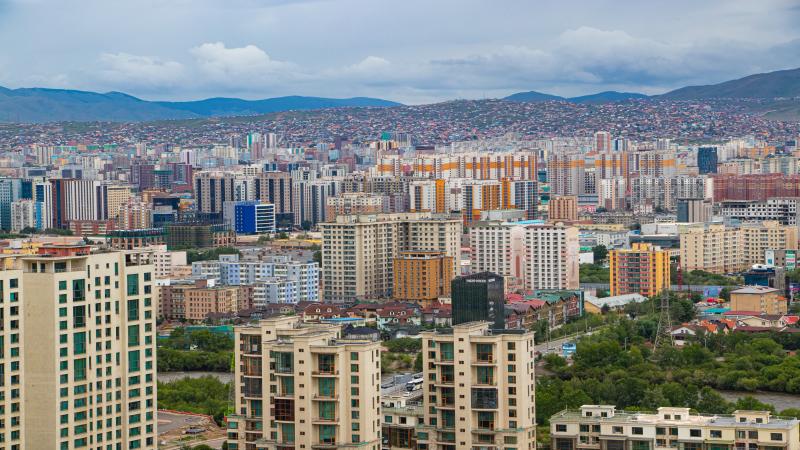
[1,0,799,103]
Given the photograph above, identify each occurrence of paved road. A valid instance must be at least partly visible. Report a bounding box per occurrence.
[380,372,419,396]
[534,328,603,355]
[160,437,226,449]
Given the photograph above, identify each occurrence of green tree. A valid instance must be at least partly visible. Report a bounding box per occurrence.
[592,245,608,264]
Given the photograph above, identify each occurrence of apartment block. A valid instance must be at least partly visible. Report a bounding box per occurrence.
[320,212,460,302]
[21,248,157,449]
[609,243,670,297]
[159,280,253,321]
[549,196,578,222]
[393,251,453,307]
[730,286,787,315]
[417,322,537,450]
[741,221,798,268]
[719,199,800,226]
[0,259,24,449]
[227,316,381,450]
[470,221,579,292]
[550,405,800,450]
[679,224,746,274]
[326,193,384,219]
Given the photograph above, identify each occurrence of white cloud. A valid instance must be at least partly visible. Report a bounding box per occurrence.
[97,52,185,88]
[190,42,296,79]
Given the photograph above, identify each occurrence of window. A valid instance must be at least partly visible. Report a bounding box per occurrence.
[580,425,589,433]
[555,425,567,432]
[126,274,139,296]
[612,426,623,434]
[748,431,758,439]
[710,430,722,438]
[656,428,665,435]
[632,427,643,435]
[770,433,783,441]
[690,429,701,438]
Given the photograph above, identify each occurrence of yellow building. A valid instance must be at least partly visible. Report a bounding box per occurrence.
[393,251,453,307]
[418,322,537,450]
[609,243,671,297]
[730,286,787,314]
[227,316,381,450]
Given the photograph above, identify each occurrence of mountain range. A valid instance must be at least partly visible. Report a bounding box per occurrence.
[0,88,401,123]
[1,66,799,123]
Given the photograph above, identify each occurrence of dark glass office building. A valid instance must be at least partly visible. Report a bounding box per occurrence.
[698,147,718,174]
[451,272,505,329]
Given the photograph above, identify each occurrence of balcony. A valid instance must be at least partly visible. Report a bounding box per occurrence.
[312,440,337,449]
[313,416,339,424]
[312,369,339,376]
[472,356,495,365]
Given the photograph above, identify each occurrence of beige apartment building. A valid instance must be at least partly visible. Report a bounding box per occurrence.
[418,322,537,450]
[470,221,579,292]
[227,316,381,450]
[550,405,800,450]
[741,221,798,268]
[679,224,746,274]
[730,286,787,315]
[679,221,798,274]
[0,258,24,449]
[326,193,384,220]
[320,212,460,302]
[21,248,157,449]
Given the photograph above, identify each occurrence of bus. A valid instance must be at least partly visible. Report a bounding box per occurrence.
[405,376,423,392]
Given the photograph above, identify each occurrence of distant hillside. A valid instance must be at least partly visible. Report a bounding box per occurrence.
[660,67,800,100]
[0,87,401,123]
[0,88,199,122]
[569,91,648,104]
[503,91,565,102]
[504,90,647,103]
[156,96,401,117]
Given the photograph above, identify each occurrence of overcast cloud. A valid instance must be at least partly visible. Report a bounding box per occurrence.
[0,0,798,103]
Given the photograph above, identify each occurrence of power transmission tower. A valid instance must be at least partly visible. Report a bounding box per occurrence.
[653,290,674,355]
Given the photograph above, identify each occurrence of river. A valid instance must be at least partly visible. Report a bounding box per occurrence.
[158,371,233,384]
[718,390,800,412]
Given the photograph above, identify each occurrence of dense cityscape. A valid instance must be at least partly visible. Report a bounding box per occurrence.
[3,1,800,450]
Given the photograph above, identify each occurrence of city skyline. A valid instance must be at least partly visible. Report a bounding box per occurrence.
[1,0,799,103]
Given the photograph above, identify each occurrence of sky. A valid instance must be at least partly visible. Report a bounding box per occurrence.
[1,0,799,104]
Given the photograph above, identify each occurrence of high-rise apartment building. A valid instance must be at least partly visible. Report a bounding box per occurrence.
[227,316,381,450]
[741,221,798,268]
[550,405,800,450]
[451,273,505,329]
[320,212,460,302]
[326,193,384,219]
[393,251,453,307]
[609,243,671,296]
[470,221,579,291]
[593,131,612,153]
[417,322,537,450]
[21,248,157,449]
[676,198,711,223]
[679,224,746,274]
[548,154,585,196]
[697,146,718,174]
[0,260,24,449]
[679,221,797,274]
[548,196,578,222]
